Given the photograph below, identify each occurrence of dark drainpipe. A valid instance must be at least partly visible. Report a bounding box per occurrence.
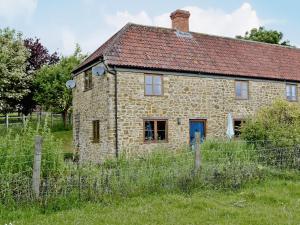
[103,62,119,158]
[114,68,119,158]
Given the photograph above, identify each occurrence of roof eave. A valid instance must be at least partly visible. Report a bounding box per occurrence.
[111,64,300,83]
[72,56,103,76]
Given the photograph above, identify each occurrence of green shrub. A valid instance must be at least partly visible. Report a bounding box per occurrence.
[241,99,300,147]
[241,100,300,168]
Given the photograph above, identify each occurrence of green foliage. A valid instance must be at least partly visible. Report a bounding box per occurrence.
[241,100,300,168]
[34,45,85,127]
[201,139,255,163]
[0,28,31,113]
[1,179,300,225]
[241,100,300,147]
[34,46,84,113]
[198,139,265,189]
[236,26,292,46]
[0,121,64,203]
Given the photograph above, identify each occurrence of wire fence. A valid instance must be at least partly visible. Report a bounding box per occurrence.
[0,134,299,208]
[0,112,72,129]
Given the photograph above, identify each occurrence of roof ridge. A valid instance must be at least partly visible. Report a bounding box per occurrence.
[128,23,300,52]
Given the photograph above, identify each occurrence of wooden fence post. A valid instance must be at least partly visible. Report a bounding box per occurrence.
[50,113,53,127]
[194,132,201,173]
[22,114,25,126]
[32,136,43,198]
[5,114,9,129]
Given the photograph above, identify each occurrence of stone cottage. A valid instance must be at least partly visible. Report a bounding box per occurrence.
[72,9,300,162]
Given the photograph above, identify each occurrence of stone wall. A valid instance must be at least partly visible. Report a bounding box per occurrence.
[116,71,292,154]
[73,69,299,160]
[72,71,116,162]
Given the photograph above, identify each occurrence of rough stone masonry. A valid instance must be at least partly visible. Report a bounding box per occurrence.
[73,69,291,162]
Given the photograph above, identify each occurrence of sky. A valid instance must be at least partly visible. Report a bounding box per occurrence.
[0,0,299,56]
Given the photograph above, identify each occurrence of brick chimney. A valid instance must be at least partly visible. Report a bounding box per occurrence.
[170,9,190,32]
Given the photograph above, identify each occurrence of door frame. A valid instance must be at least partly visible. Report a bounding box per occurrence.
[189,119,207,144]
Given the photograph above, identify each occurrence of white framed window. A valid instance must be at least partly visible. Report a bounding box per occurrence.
[286,84,297,101]
[235,81,249,100]
[145,75,163,96]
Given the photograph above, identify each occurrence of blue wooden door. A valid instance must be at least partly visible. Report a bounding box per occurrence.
[189,120,205,145]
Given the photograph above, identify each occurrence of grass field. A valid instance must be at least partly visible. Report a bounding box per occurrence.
[1,178,299,225]
[52,129,73,153]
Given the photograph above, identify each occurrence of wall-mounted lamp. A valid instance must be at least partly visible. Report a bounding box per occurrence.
[177,118,181,125]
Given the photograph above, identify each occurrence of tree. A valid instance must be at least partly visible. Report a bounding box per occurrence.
[236,27,292,46]
[0,28,31,114]
[20,38,60,115]
[34,45,85,127]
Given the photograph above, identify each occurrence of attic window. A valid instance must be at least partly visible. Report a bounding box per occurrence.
[175,30,193,39]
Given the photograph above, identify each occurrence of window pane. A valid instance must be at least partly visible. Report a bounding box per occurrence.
[157,121,166,141]
[144,121,154,141]
[153,76,162,85]
[291,86,296,97]
[153,85,162,95]
[145,75,153,85]
[242,82,248,98]
[93,120,99,142]
[286,86,291,97]
[236,81,248,99]
[157,131,166,141]
[286,85,297,100]
[234,120,243,137]
[145,84,153,95]
[157,120,166,131]
[235,82,242,97]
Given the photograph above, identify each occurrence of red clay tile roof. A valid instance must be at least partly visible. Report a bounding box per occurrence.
[73,23,300,81]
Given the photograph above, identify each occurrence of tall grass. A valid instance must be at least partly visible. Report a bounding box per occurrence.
[1,134,294,211]
[0,121,64,204]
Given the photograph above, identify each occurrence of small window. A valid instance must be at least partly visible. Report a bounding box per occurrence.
[144,119,167,143]
[145,75,163,96]
[234,119,245,137]
[92,120,100,143]
[84,69,93,91]
[235,81,248,100]
[286,84,297,101]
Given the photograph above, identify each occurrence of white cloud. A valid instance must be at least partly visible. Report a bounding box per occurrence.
[0,0,38,21]
[61,29,77,56]
[105,10,152,30]
[105,3,262,38]
[46,2,268,56]
[183,3,261,37]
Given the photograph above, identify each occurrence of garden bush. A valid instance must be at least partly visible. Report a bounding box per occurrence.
[241,100,300,169]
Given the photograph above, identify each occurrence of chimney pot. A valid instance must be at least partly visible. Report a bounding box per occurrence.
[170,9,190,32]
